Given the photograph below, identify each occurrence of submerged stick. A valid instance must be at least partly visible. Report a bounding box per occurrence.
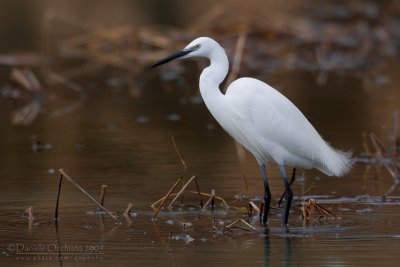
[225,219,256,231]
[28,207,35,221]
[57,169,117,220]
[54,173,63,220]
[99,185,108,206]
[152,177,183,220]
[28,207,34,233]
[123,202,134,216]
[193,176,204,208]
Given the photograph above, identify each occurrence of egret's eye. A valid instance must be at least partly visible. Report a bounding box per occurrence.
[194,44,201,49]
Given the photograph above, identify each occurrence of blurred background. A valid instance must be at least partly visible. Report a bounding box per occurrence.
[0,0,399,211]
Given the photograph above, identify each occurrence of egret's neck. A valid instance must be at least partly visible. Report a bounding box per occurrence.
[199,46,229,102]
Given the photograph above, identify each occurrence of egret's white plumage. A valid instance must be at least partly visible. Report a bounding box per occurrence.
[151,37,353,225]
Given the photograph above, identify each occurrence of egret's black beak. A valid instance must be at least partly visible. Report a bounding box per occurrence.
[149,49,192,69]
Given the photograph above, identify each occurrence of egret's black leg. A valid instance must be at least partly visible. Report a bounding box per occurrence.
[278,164,293,226]
[259,163,271,225]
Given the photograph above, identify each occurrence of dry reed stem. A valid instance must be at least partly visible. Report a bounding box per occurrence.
[302,199,334,224]
[369,133,386,158]
[152,191,228,210]
[171,136,187,204]
[11,68,42,92]
[188,5,225,32]
[57,169,117,220]
[123,202,134,216]
[362,132,371,155]
[168,176,196,209]
[204,189,216,209]
[28,207,34,233]
[152,177,183,220]
[28,207,35,221]
[224,31,247,93]
[54,173,63,220]
[249,201,260,214]
[193,177,204,208]
[99,185,107,206]
[225,219,256,231]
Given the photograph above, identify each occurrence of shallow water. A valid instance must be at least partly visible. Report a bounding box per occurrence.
[1,60,400,267]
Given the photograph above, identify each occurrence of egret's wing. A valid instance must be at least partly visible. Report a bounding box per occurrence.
[225,78,329,166]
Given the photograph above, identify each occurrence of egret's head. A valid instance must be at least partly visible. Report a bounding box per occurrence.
[150,37,218,69]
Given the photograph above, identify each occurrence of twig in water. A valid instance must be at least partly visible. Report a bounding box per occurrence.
[152,177,183,220]
[54,173,63,221]
[152,190,228,212]
[28,207,35,221]
[168,176,196,209]
[99,185,108,206]
[302,199,334,226]
[171,136,187,204]
[249,201,260,215]
[193,176,204,208]
[362,132,372,155]
[123,202,134,216]
[369,133,387,158]
[171,136,187,178]
[204,189,216,209]
[225,219,256,232]
[28,207,34,232]
[56,169,117,220]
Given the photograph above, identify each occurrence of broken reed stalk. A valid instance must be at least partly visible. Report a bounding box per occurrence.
[171,136,187,178]
[369,133,387,158]
[56,169,117,220]
[223,31,247,93]
[171,136,187,204]
[204,189,216,209]
[168,176,196,209]
[28,207,34,232]
[151,190,228,210]
[152,177,183,220]
[28,207,35,221]
[362,132,371,155]
[193,176,204,208]
[54,173,63,220]
[225,219,256,231]
[99,185,108,206]
[302,199,334,224]
[249,201,260,214]
[123,202,134,216]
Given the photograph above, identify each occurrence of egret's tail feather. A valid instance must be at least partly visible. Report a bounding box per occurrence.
[317,149,353,177]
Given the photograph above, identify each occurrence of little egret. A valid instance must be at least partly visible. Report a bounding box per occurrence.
[150,37,352,226]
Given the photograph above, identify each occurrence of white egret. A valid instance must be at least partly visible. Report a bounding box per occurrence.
[150,37,352,226]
